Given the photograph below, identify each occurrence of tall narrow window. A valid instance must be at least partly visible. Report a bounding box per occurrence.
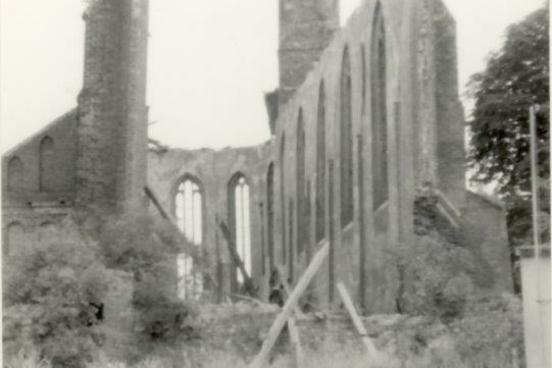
[175,177,203,300]
[229,174,251,284]
[7,156,23,192]
[280,135,286,263]
[316,82,326,243]
[340,46,354,226]
[39,136,55,192]
[6,222,25,256]
[296,109,306,255]
[371,5,389,210]
[266,163,275,270]
[361,45,367,116]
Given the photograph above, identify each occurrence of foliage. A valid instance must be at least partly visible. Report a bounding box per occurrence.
[3,217,117,367]
[97,214,201,360]
[468,4,549,197]
[451,293,524,365]
[392,233,476,321]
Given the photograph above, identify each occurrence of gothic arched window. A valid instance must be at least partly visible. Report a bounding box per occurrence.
[174,176,204,300]
[7,156,23,192]
[266,162,275,270]
[229,173,251,284]
[340,46,354,226]
[280,134,287,263]
[371,4,389,210]
[316,82,326,242]
[296,109,306,255]
[39,136,55,192]
[6,222,25,256]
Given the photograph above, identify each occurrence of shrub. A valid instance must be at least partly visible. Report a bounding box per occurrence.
[392,232,476,320]
[97,214,202,361]
[3,217,119,367]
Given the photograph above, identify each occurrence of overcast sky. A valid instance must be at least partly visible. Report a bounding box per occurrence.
[0,0,545,152]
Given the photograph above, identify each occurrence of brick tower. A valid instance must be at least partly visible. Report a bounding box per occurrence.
[76,0,149,215]
[278,0,339,109]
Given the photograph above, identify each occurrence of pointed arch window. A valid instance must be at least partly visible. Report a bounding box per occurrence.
[266,163,275,270]
[39,136,55,192]
[229,173,251,285]
[6,222,25,256]
[316,82,326,242]
[174,176,204,300]
[340,46,354,226]
[296,109,307,255]
[371,5,389,210]
[280,134,287,263]
[7,156,23,192]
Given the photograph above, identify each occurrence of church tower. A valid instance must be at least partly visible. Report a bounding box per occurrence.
[278,0,340,109]
[76,0,149,215]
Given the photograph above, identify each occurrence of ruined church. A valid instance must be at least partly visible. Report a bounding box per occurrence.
[2,0,513,313]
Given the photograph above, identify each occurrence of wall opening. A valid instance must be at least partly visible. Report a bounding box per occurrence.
[39,136,55,192]
[288,198,295,283]
[7,156,23,192]
[6,222,25,256]
[267,162,275,270]
[175,176,204,300]
[228,173,251,286]
[328,160,335,302]
[296,109,307,256]
[371,4,389,210]
[340,46,354,226]
[316,81,327,243]
[357,134,367,309]
[361,44,367,116]
[280,134,287,263]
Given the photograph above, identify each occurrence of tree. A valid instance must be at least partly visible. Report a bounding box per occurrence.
[468,4,549,198]
[467,4,550,278]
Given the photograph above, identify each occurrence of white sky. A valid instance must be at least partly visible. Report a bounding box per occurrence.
[0,0,545,153]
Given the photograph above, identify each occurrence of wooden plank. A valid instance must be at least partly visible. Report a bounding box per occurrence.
[336,282,379,359]
[144,186,199,258]
[248,240,329,368]
[276,264,305,318]
[145,186,171,220]
[287,316,304,368]
[217,218,257,297]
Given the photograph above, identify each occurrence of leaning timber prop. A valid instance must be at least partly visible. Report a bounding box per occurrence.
[336,282,380,361]
[144,185,200,259]
[217,217,258,297]
[248,240,329,368]
[287,315,304,368]
[276,264,305,318]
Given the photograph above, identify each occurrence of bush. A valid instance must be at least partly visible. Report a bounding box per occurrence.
[96,214,201,361]
[392,232,476,320]
[3,217,119,367]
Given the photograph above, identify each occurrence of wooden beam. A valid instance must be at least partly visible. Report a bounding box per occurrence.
[248,240,329,368]
[336,282,379,359]
[145,185,171,220]
[287,316,304,368]
[218,218,257,297]
[276,264,305,318]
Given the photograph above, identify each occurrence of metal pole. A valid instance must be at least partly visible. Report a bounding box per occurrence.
[529,105,540,259]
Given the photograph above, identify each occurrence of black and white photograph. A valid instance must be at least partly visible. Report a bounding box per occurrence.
[0,0,550,367]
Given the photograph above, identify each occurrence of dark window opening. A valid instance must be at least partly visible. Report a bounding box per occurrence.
[296,109,307,255]
[340,46,354,226]
[267,163,275,270]
[371,5,389,210]
[316,82,327,243]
